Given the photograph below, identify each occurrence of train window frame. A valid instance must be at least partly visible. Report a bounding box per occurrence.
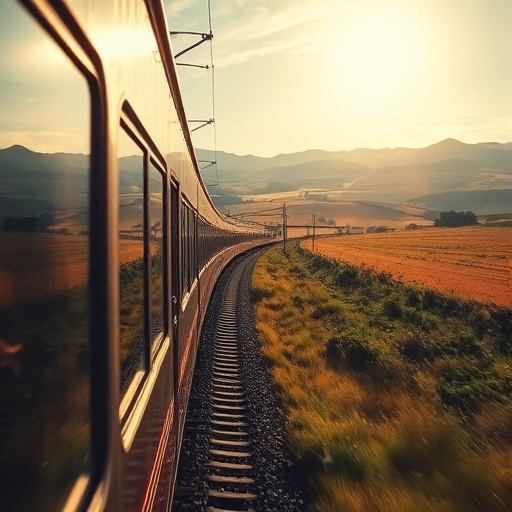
[2,2,108,512]
[148,157,167,359]
[179,196,199,312]
[117,109,172,449]
[118,123,147,414]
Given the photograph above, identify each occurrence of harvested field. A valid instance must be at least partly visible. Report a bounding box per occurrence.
[302,226,511,308]
[0,232,145,307]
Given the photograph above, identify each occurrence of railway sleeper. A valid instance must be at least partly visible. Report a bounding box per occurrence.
[212,384,243,393]
[214,343,238,350]
[213,362,240,371]
[212,394,245,402]
[209,448,251,459]
[210,428,249,439]
[207,489,257,507]
[213,351,238,359]
[210,438,249,448]
[208,475,255,485]
[212,371,241,379]
[212,403,245,412]
[212,376,242,384]
[210,419,247,428]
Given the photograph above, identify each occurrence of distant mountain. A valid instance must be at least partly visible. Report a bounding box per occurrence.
[1,140,510,223]
[347,159,503,202]
[198,139,512,175]
[0,145,90,220]
[198,139,511,213]
[257,159,372,190]
[408,190,512,216]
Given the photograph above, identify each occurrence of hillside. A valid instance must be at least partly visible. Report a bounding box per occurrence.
[1,140,510,231]
[408,189,512,215]
[198,139,511,214]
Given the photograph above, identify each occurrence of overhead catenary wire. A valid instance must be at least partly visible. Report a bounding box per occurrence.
[170,0,223,209]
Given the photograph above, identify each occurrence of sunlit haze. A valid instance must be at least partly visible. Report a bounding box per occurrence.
[167,0,512,156]
[0,1,510,156]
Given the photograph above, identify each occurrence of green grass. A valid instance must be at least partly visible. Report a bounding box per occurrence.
[252,241,512,511]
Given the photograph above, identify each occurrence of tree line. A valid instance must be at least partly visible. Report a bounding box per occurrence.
[434,210,478,227]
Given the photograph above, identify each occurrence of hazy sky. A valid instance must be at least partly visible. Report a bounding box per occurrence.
[166,0,512,156]
[0,1,510,157]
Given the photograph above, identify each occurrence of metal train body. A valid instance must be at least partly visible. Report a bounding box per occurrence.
[0,1,264,510]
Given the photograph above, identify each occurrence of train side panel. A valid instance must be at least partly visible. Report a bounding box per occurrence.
[0,1,266,511]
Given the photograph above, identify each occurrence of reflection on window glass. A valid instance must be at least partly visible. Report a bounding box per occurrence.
[118,131,145,395]
[181,204,189,295]
[0,4,90,511]
[150,163,164,346]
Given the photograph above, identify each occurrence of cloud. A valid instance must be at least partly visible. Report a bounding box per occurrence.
[169,0,342,67]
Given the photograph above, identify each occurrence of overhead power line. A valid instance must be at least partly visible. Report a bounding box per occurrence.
[170,0,221,203]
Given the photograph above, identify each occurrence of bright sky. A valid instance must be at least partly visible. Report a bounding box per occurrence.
[167,0,512,156]
[0,1,510,157]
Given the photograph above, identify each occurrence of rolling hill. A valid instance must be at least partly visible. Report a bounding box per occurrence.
[198,139,511,214]
[1,139,510,233]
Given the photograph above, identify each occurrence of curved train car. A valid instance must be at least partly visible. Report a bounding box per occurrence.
[0,1,265,510]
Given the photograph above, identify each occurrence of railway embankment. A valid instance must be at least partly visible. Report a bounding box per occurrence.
[251,241,512,511]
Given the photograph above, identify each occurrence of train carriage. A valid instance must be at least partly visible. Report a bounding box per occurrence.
[0,1,264,510]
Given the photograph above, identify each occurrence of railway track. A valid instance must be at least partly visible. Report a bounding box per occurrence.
[206,263,257,510]
[172,248,308,512]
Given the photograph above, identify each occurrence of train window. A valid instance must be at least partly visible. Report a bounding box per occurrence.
[0,3,90,510]
[149,161,164,347]
[118,130,145,396]
[181,202,189,296]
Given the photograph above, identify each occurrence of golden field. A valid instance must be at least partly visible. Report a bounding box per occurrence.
[302,226,511,308]
[0,232,144,307]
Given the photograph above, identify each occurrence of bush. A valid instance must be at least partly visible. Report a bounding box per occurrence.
[405,288,423,308]
[382,298,403,319]
[398,333,433,363]
[436,359,510,414]
[326,335,378,371]
[335,266,361,287]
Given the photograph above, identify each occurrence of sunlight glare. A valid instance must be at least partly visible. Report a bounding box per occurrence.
[328,8,428,116]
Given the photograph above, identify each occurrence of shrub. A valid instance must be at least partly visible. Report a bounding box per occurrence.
[335,266,361,287]
[326,335,378,371]
[250,284,274,302]
[398,333,433,363]
[382,298,403,319]
[405,288,423,308]
[436,359,510,414]
[456,334,484,358]
[422,289,446,311]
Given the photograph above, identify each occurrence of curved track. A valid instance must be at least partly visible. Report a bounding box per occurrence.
[172,248,309,512]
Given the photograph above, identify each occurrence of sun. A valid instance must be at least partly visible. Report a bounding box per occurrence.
[327,8,428,116]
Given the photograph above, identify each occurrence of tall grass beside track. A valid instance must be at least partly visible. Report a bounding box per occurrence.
[251,241,512,511]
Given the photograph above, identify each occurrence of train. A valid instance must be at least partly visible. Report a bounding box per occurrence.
[0,1,266,510]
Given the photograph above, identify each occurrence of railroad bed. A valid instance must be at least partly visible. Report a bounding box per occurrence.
[171,248,309,512]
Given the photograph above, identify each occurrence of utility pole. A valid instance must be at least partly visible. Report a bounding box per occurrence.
[283,202,287,254]
[312,214,316,252]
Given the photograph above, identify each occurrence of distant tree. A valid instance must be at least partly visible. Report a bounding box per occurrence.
[434,210,478,227]
[367,225,389,233]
